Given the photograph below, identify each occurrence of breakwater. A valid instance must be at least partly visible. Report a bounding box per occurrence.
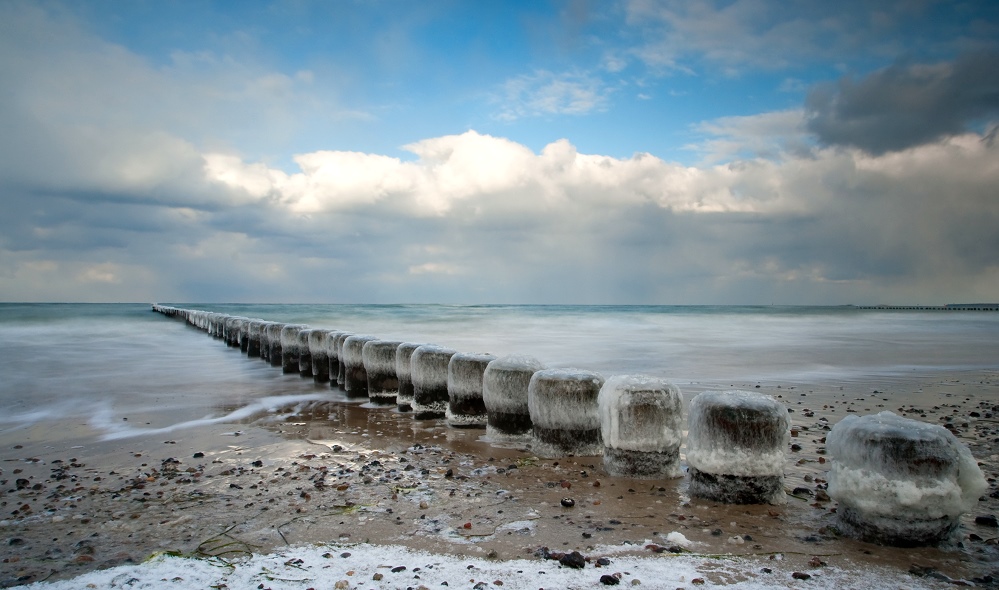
[151,304,988,544]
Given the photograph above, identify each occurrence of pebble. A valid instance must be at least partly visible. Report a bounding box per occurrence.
[600,574,620,585]
[975,515,998,527]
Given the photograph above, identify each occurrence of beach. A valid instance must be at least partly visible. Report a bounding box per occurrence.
[1,305,997,588]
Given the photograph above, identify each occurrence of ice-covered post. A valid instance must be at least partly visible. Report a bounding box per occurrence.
[528,368,605,458]
[482,356,545,442]
[280,325,308,374]
[342,335,377,399]
[265,323,286,367]
[296,329,313,377]
[686,390,790,504]
[598,375,684,478]
[826,411,987,546]
[362,340,402,405]
[238,319,252,353]
[333,332,354,389]
[410,345,457,419]
[308,330,331,383]
[446,353,496,428]
[395,342,423,412]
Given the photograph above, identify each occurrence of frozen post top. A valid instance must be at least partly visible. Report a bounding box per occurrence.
[686,390,790,504]
[826,411,988,546]
[528,368,605,458]
[482,355,546,443]
[446,352,497,428]
[598,375,684,478]
[332,332,354,389]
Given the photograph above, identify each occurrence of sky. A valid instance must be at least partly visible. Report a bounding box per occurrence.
[1,0,997,305]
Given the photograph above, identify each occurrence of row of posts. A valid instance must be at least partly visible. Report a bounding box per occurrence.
[151,305,987,547]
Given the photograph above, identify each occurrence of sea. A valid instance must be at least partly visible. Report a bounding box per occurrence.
[1,303,997,445]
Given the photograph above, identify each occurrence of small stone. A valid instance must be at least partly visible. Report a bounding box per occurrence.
[596,557,611,566]
[372,573,383,581]
[808,556,827,567]
[975,515,998,527]
[630,580,641,586]
[419,501,429,509]
[391,566,406,573]
[340,552,351,558]
[559,551,586,569]
[600,574,620,585]
[193,452,205,458]
[691,578,705,585]
[334,581,349,589]
[792,572,811,580]
[560,498,575,508]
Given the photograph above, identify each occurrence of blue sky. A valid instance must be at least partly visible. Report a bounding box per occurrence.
[1,0,998,304]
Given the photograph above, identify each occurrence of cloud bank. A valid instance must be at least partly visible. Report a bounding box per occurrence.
[1,2,997,304]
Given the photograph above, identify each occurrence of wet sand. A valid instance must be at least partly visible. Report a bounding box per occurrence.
[1,372,998,588]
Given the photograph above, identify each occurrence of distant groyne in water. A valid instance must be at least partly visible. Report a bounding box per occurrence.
[852,304,999,311]
[150,304,988,546]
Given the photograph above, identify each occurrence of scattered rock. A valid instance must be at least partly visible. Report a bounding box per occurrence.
[600,574,620,585]
[975,515,998,527]
[559,551,585,569]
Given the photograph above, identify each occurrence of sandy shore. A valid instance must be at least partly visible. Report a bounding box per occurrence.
[1,372,997,588]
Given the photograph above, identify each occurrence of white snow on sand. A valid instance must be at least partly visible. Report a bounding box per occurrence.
[27,541,948,590]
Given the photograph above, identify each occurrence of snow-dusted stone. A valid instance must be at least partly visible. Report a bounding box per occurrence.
[528,368,605,458]
[446,353,497,428]
[296,329,314,376]
[411,345,457,419]
[342,335,378,399]
[686,390,790,504]
[482,356,545,442]
[827,411,988,546]
[395,343,424,412]
[362,340,403,405]
[265,323,286,366]
[280,325,309,374]
[308,329,331,383]
[598,375,684,478]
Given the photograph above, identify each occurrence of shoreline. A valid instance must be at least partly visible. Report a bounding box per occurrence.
[1,372,997,588]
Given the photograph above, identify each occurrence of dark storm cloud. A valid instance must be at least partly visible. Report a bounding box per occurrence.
[806,50,999,154]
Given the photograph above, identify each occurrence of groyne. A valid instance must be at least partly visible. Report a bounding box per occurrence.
[150,304,987,544]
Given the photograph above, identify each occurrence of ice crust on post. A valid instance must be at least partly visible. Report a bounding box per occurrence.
[411,344,457,419]
[395,342,423,412]
[528,368,605,458]
[333,332,353,389]
[686,390,790,504]
[598,375,684,478]
[342,335,377,399]
[308,329,330,383]
[280,325,309,374]
[246,320,265,358]
[265,323,286,367]
[446,352,497,428]
[296,329,313,376]
[362,340,402,405]
[482,355,545,443]
[826,411,988,546]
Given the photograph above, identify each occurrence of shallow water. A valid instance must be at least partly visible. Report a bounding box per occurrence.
[1,303,997,442]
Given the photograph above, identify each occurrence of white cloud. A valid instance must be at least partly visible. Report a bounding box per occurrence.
[493,70,611,121]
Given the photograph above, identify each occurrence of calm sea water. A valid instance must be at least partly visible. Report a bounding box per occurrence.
[1,303,996,443]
